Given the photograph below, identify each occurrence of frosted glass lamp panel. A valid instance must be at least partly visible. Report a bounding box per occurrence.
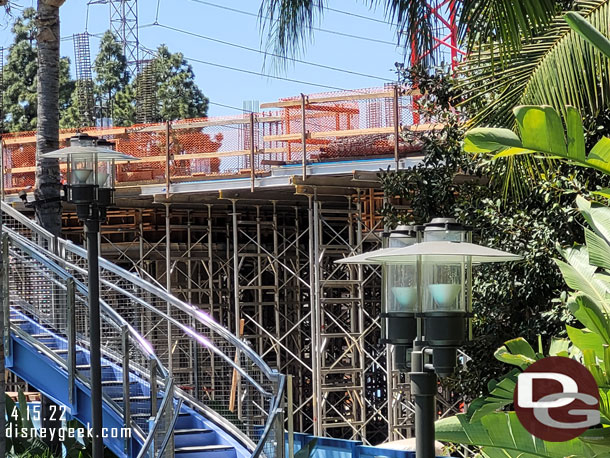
[95,160,112,188]
[71,155,95,184]
[423,260,464,312]
[424,229,466,242]
[386,262,417,313]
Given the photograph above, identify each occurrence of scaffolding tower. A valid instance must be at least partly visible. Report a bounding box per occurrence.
[73,33,95,127]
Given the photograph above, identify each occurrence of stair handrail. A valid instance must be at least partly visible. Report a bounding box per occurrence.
[4,229,175,456]
[4,227,168,379]
[1,202,277,384]
[1,202,286,457]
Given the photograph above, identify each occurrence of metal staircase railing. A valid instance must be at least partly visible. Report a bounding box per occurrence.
[3,227,173,457]
[1,202,285,458]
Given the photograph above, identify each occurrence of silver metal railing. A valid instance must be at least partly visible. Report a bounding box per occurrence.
[2,229,172,456]
[1,202,285,458]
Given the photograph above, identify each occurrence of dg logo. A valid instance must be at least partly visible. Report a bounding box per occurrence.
[514,356,600,442]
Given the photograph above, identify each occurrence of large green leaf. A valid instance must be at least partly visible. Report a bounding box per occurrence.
[578,196,610,244]
[436,413,601,457]
[565,11,610,59]
[586,228,610,270]
[494,337,539,369]
[567,324,605,359]
[466,369,519,423]
[460,0,610,129]
[514,105,567,155]
[567,293,610,344]
[464,105,610,176]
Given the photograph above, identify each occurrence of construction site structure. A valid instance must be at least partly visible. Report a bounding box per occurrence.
[0,86,467,444]
[73,33,96,127]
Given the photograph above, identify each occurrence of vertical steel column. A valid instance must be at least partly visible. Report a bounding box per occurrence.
[272,201,281,369]
[393,85,400,171]
[301,94,307,180]
[85,218,103,458]
[121,325,131,456]
[207,205,214,398]
[165,203,173,374]
[165,121,171,199]
[231,200,243,418]
[309,194,322,435]
[250,112,256,192]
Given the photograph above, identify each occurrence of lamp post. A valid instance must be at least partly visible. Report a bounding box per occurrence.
[42,133,138,458]
[338,218,521,458]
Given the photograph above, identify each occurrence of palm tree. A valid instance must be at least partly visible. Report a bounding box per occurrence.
[258,0,560,68]
[33,2,66,455]
[34,0,65,237]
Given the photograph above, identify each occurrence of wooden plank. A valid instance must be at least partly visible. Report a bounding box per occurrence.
[260,90,413,108]
[264,126,394,143]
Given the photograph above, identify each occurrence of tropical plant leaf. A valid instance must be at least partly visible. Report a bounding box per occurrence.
[494,337,539,369]
[464,105,610,176]
[566,293,610,344]
[436,412,601,457]
[460,0,610,129]
[586,228,610,270]
[565,11,610,59]
[513,105,567,155]
[578,196,610,244]
[548,337,571,356]
[466,369,519,423]
[566,325,605,359]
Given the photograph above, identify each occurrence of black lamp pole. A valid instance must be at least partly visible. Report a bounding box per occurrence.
[410,341,437,458]
[85,209,103,458]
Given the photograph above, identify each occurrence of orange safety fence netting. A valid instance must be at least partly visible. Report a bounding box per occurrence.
[1,86,418,194]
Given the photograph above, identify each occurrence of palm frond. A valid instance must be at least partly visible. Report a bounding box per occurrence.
[459,0,560,58]
[461,0,610,128]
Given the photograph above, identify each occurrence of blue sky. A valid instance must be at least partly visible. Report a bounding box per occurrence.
[0,1,406,117]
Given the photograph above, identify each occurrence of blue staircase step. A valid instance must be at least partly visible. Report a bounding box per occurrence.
[176,412,205,430]
[174,429,217,448]
[175,445,237,458]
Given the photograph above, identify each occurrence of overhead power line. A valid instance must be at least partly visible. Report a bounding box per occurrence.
[324,6,396,27]
[188,0,398,47]
[182,54,351,92]
[150,22,393,82]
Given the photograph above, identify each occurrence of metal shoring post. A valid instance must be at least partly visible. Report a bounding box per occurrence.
[256,206,263,357]
[307,195,319,436]
[121,325,131,456]
[207,204,214,399]
[165,203,173,375]
[301,93,307,180]
[311,192,323,436]
[231,200,243,420]
[355,191,367,439]
[138,209,144,278]
[272,202,281,369]
[250,112,256,192]
[188,210,198,392]
[294,206,304,433]
[287,374,295,458]
[393,85,400,171]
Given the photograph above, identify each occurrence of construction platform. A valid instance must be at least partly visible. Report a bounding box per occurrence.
[0,86,464,446]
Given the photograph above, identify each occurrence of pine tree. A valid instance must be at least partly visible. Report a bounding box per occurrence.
[154,45,209,121]
[93,30,129,123]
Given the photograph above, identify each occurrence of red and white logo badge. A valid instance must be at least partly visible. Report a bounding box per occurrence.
[514,356,600,441]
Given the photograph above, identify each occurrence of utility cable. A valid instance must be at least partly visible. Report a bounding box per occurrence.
[151,22,393,82]
[188,0,398,47]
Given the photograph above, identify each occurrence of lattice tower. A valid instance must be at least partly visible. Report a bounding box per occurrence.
[411,0,460,68]
[73,33,95,127]
[110,0,139,79]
